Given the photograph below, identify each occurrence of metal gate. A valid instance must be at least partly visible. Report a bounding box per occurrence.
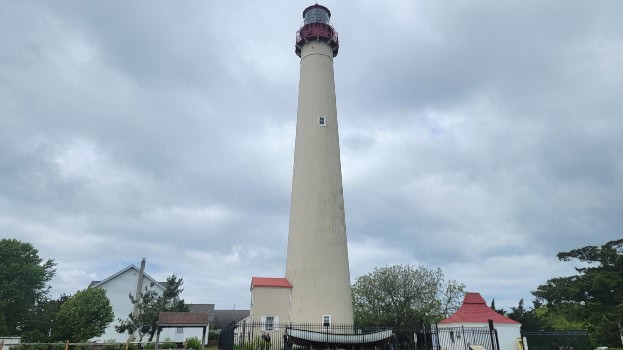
[219,321,236,350]
[433,325,500,350]
[394,324,500,350]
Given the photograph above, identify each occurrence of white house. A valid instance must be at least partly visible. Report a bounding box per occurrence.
[88,263,212,343]
[0,337,21,350]
[437,292,522,350]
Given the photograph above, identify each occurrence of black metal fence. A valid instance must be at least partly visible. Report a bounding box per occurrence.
[434,325,499,350]
[219,322,392,350]
[392,325,499,350]
[521,330,591,350]
[219,322,236,350]
[219,322,501,350]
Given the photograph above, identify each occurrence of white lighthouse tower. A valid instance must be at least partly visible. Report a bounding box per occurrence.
[285,4,354,325]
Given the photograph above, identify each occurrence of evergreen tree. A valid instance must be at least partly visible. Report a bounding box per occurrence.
[507,298,543,331]
[490,299,507,315]
[532,238,623,347]
[116,275,189,341]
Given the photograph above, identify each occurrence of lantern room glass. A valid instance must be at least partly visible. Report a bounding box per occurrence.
[304,7,330,24]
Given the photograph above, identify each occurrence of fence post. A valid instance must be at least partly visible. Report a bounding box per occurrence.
[422,323,428,350]
[487,320,497,350]
[461,325,467,348]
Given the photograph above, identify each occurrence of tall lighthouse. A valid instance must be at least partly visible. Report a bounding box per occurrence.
[285,4,354,325]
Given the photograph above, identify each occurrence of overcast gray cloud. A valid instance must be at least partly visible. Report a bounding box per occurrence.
[1,0,622,311]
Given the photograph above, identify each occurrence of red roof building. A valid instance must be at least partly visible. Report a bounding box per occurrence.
[440,292,520,325]
[251,277,293,289]
[249,277,292,325]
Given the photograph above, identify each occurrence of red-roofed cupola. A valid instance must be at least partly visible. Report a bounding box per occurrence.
[440,292,520,325]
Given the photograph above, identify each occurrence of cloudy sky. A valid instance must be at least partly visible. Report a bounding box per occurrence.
[2,0,622,312]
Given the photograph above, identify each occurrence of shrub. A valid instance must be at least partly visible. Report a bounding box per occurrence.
[103,340,121,350]
[233,337,270,350]
[208,331,219,340]
[159,338,176,349]
[185,337,201,350]
[140,340,175,350]
[12,345,47,350]
[108,342,138,350]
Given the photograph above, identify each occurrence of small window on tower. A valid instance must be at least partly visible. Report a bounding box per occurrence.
[319,116,326,126]
[322,315,332,328]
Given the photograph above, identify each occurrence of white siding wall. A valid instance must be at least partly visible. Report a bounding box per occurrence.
[0,337,21,350]
[437,323,521,350]
[157,328,207,344]
[92,268,164,342]
[495,324,522,350]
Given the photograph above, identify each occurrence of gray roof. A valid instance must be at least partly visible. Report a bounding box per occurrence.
[189,304,215,323]
[159,312,209,327]
[212,310,250,330]
[88,280,100,288]
[89,279,166,288]
[88,265,166,290]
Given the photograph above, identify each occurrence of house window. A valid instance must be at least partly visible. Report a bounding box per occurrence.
[262,315,279,331]
[176,327,184,334]
[322,315,332,327]
[319,116,326,126]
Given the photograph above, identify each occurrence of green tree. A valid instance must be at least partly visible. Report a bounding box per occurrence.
[116,285,159,341]
[532,304,585,330]
[532,238,623,347]
[506,298,544,331]
[490,299,507,316]
[53,288,114,342]
[116,275,190,341]
[20,295,69,342]
[0,239,56,335]
[352,265,465,329]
